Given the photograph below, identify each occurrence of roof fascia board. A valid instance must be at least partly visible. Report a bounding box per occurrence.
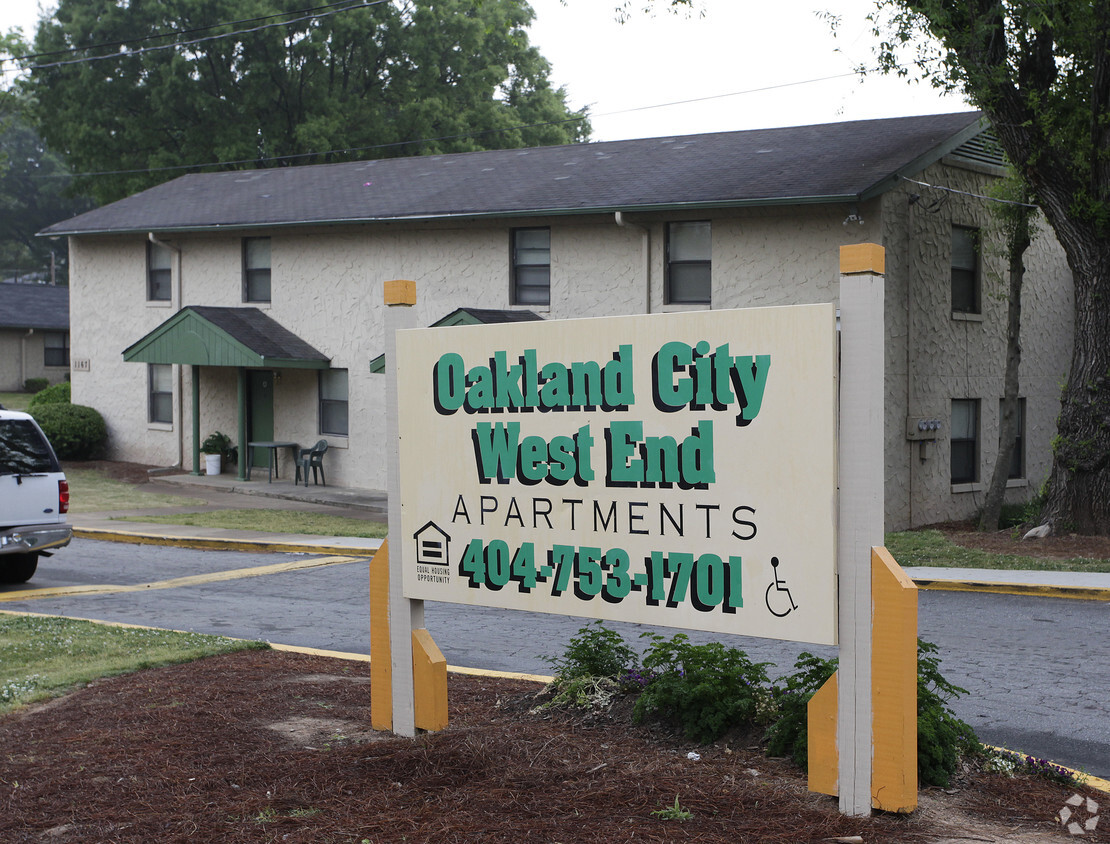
[858,116,993,202]
[43,195,858,238]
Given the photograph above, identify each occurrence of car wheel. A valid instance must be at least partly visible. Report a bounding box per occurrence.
[0,553,38,584]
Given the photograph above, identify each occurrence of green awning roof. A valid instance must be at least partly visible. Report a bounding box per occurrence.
[123,306,330,369]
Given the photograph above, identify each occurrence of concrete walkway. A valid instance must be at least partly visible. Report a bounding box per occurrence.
[69,470,1110,600]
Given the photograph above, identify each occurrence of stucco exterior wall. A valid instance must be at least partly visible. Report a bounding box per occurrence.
[880,162,1072,529]
[0,329,69,391]
[66,172,1072,529]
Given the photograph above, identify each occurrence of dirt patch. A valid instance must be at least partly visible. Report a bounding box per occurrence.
[63,459,177,486]
[0,649,1102,843]
[931,519,1110,561]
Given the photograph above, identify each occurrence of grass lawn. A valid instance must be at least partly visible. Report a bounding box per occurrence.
[65,467,205,512]
[0,391,32,411]
[0,615,266,714]
[885,529,1110,573]
[115,509,388,539]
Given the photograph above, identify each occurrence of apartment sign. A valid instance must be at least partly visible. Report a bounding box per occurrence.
[396,305,838,645]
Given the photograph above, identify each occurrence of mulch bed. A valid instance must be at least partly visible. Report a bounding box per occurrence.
[1,649,1103,843]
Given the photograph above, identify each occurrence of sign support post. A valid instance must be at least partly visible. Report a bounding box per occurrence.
[384,279,421,737]
[836,243,886,816]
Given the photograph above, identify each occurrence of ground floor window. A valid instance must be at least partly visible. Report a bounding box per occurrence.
[950,398,979,484]
[149,364,173,424]
[44,332,69,367]
[319,369,348,436]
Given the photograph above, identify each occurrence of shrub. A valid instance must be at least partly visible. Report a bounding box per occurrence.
[764,651,838,767]
[27,381,71,410]
[23,377,49,394]
[917,639,981,787]
[633,632,772,744]
[31,403,107,460]
[543,620,637,681]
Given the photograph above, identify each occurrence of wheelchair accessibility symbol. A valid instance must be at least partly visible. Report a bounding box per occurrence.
[765,557,798,617]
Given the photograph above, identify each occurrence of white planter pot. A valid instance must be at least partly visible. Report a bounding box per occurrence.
[204,453,222,475]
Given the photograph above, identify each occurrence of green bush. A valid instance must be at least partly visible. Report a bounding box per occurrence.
[31,403,107,460]
[543,620,638,680]
[764,652,838,767]
[633,633,772,744]
[917,639,981,787]
[23,377,49,394]
[27,381,71,410]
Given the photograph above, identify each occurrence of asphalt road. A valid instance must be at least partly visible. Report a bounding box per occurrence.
[3,538,1107,779]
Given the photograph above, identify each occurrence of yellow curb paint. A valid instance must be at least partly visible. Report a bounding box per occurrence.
[446,665,554,683]
[0,556,363,602]
[73,527,379,557]
[912,578,1110,602]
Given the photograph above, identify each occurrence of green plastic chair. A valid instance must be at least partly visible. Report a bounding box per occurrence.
[295,439,328,486]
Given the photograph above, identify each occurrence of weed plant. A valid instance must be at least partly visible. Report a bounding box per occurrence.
[764,652,839,767]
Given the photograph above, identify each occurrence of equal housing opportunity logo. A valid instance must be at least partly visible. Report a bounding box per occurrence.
[1058,793,1100,836]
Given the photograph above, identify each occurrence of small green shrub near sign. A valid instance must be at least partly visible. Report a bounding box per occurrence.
[23,377,48,394]
[544,624,988,788]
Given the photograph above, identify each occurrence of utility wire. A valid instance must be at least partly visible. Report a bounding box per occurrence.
[900,175,1036,208]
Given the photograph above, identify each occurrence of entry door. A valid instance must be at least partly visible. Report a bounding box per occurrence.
[248,370,275,469]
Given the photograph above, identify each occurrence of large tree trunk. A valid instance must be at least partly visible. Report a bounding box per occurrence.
[978,209,1030,532]
[1040,250,1110,534]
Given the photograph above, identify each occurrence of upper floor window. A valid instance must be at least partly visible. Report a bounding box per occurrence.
[43,332,69,368]
[951,398,979,484]
[147,241,172,301]
[511,228,550,306]
[149,363,173,424]
[319,368,348,436]
[951,226,980,314]
[666,221,711,305]
[243,237,271,303]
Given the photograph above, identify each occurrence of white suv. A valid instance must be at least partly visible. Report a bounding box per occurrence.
[0,408,71,583]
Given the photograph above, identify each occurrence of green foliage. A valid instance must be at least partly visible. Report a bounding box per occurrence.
[26,380,70,410]
[201,430,237,464]
[632,632,772,744]
[917,639,981,787]
[764,652,838,767]
[543,620,637,681]
[651,795,693,821]
[21,0,590,205]
[22,377,48,394]
[30,402,107,459]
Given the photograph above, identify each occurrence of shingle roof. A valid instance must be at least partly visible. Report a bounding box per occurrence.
[0,283,69,331]
[186,306,330,365]
[40,112,987,237]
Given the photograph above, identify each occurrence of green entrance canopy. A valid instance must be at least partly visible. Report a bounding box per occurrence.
[123,306,330,369]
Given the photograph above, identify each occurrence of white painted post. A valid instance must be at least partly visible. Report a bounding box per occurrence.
[837,245,885,816]
[385,280,421,737]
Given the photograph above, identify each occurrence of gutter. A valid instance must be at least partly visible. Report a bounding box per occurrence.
[614,211,651,314]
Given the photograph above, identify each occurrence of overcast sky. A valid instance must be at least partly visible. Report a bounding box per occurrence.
[3,0,970,141]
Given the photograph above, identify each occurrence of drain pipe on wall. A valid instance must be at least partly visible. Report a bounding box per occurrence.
[148,232,185,470]
[20,329,33,388]
[615,211,652,314]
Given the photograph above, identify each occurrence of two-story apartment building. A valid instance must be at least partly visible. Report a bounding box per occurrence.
[39,111,1073,529]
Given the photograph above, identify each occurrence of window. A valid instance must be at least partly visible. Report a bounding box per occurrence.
[951,399,979,484]
[1003,397,1026,480]
[243,237,272,303]
[666,221,711,304]
[951,226,979,314]
[511,228,550,306]
[149,364,173,424]
[43,332,69,367]
[319,369,348,436]
[147,241,172,301]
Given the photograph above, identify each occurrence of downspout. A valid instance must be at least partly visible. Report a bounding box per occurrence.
[148,232,186,470]
[20,329,33,388]
[615,211,651,314]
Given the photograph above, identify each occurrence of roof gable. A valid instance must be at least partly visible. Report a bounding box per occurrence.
[369,308,543,373]
[122,306,330,368]
[42,112,988,237]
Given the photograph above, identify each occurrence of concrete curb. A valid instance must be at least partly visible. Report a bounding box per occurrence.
[73,526,381,557]
[911,578,1110,602]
